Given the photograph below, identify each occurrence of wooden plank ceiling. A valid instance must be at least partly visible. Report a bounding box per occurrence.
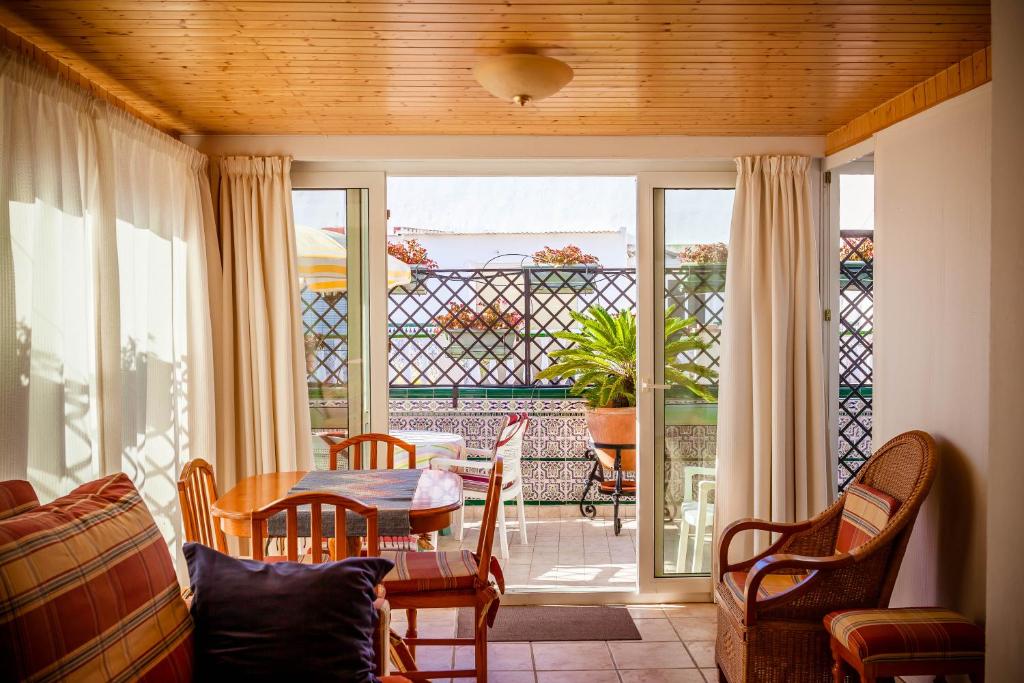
[0,0,990,137]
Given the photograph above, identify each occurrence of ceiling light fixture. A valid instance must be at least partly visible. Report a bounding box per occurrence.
[473,54,574,106]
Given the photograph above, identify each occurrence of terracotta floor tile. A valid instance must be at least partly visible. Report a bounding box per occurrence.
[531,642,614,671]
[453,643,534,671]
[535,670,620,683]
[669,618,717,641]
[609,641,695,669]
[618,670,706,683]
[684,641,716,669]
[632,618,682,642]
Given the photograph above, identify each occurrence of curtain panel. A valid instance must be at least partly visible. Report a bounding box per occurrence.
[0,48,216,569]
[213,156,312,490]
[715,155,829,563]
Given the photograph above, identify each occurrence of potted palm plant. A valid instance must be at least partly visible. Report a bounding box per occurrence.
[535,305,716,470]
[526,245,601,293]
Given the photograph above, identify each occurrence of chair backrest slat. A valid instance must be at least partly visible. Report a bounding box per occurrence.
[475,456,504,582]
[328,433,416,471]
[177,458,228,553]
[249,492,379,563]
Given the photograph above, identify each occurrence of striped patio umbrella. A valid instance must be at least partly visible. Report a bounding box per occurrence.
[296,225,412,293]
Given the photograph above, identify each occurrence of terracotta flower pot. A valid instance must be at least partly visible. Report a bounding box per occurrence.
[585,406,636,472]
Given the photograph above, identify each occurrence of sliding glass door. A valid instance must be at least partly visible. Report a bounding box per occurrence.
[637,173,735,596]
[291,171,388,468]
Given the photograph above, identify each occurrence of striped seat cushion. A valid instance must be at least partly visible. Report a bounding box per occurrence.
[461,472,515,493]
[0,480,39,520]
[723,570,809,604]
[835,483,900,554]
[825,608,985,664]
[0,473,193,682]
[382,549,480,593]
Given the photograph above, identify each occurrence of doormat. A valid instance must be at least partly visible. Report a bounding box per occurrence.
[456,605,641,642]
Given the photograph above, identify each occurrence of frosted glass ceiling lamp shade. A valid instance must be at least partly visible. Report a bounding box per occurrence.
[473,54,574,106]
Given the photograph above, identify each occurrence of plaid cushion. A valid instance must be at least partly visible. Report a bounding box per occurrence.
[825,608,985,664]
[723,570,809,604]
[382,549,479,593]
[835,483,900,554]
[0,480,39,520]
[0,473,193,682]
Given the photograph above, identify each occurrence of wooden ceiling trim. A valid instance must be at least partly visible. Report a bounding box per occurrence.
[0,24,185,134]
[825,45,991,154]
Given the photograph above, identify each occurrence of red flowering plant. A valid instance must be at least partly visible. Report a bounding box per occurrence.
[436,298,524,332]
[532,245,599,266]
[840,240,874,262]
[387,238,438,269]
[677,242,728,264]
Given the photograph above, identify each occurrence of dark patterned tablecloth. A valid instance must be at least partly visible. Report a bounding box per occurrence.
[267,469,422,538]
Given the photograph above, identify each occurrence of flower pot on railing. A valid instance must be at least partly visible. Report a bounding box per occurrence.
[394,265,432,296]
[441,328,518,362]
[672,262,727,294]
[525,264,600,294]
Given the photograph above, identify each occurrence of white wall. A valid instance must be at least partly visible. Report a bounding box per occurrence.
[873,84,992,620]
[986,1,1024,678]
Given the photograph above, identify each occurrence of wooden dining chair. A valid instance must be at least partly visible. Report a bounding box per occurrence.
[327,432,417,471]
[177,458,228,553]
[250,492,380,562]
[382,457,505,682]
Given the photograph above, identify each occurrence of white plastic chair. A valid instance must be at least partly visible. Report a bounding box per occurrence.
[675,465,716,573]
[431,413,529,559]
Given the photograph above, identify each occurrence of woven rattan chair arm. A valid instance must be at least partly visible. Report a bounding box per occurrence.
[742,552,855,625]
[717,518,814,579]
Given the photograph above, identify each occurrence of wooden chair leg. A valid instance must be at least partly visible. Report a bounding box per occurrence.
[406,608,418,658]
[829,638,846,683]
[474,602,488,683]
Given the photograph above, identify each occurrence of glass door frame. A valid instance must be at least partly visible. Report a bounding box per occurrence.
[636,171,736,601]
[291,170,390,436]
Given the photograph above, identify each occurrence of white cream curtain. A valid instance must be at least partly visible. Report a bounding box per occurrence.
[0,48,216,568]
[213,156,311,489]
[715,155,828,563]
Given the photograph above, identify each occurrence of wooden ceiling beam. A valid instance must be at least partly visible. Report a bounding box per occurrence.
[825,45,990,154]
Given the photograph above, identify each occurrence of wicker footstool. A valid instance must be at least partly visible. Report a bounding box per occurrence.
[824,608,985,682]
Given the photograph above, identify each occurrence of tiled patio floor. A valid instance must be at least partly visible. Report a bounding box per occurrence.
[389,603,720,682]
[438,504,638,594]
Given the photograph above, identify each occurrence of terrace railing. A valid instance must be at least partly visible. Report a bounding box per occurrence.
[838,230,874,489]
[385,265,725,390]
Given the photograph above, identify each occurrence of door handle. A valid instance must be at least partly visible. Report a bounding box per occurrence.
[641,380,670,391]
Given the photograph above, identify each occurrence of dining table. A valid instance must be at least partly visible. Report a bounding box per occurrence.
[211,467,463,554]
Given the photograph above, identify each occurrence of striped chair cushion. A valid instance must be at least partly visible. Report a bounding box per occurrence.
[382,549,480,593]
[461,472,516,493]
[723,570,809,604]
[0,473,193,682]
[825,608,985,664]
[0,480,39,520]
[835,483,900,554]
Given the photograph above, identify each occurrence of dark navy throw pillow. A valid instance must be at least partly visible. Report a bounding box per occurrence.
[184,542,393,683]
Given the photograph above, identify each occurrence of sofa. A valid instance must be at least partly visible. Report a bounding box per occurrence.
[0,474,408,682]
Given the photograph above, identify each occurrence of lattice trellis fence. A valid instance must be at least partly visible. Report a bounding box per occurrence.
[838,231,874,490]
[302,290,349,386]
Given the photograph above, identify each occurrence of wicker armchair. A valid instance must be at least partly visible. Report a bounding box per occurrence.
[715,430,938,683]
